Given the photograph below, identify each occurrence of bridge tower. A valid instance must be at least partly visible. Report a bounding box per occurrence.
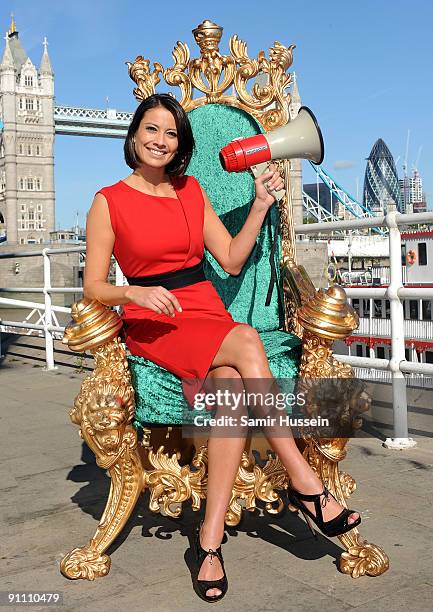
[0,17,55,245]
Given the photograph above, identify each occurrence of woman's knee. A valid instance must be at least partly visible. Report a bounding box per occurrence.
[211,324,266,371]
[206,365,247,417]
[208,365,242,380]
[205,365,242,397]
[231,324,264,356]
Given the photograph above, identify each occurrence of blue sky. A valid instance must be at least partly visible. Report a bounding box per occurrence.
[3,0,433,228]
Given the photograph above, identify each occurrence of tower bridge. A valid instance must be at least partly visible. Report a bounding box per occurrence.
[0,17,375,246]
[53,105,132,138]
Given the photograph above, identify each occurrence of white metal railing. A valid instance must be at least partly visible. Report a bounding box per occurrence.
[341,266,409,285]
[353,366,433,389]
[0,296,65,336]
[371,265,408,284]
[296,209,433,450]
[340,270,373,285]
[0,246,85,368]
[354,316,433,341]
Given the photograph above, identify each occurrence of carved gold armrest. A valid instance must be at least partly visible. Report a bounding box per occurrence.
[62,299,135,439]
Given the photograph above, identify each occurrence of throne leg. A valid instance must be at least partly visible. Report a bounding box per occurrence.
[303,438,390,578]
[60,424,143,580]
[293,293,390,578]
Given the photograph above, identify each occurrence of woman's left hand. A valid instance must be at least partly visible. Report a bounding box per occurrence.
[253,163,284,212]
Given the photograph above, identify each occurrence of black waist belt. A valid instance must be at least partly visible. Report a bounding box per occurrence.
[126,258,206,290]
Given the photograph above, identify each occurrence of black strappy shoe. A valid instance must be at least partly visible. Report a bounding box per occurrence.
[194,520,228,603]
[287,483,361,538]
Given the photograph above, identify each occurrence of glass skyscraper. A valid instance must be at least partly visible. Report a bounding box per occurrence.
[363,139,401,214]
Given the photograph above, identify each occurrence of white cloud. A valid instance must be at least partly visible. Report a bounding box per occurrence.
[333,160,355,170]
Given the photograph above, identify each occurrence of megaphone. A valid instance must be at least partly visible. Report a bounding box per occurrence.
[219,106,324,173]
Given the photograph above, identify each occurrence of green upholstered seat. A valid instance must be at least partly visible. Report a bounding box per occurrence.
[130,105,302,428]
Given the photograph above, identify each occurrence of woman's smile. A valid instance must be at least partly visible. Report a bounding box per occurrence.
[146,147,167,157]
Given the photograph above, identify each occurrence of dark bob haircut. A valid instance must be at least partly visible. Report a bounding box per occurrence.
[124,93,195,177]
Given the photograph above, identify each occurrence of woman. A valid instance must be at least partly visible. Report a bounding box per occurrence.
[84,93,361,603]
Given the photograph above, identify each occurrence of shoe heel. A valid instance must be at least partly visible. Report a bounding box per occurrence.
[300,509,318,540]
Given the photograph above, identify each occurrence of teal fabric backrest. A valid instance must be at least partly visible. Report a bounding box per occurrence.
[187,104,284,332]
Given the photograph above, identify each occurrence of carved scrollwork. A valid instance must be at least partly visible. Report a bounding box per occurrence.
[225,454,257,525]
[163,42,193,110]
[253,453,288,513]
[260,42,295,129]
[142,444,288,527]
[338,471,357,498]
[60,543,110,581]
[127,19,296,131]
[230,35,264,106]
[297,286,359,379]
[190,23,236,104]
[340,534,390,578]
[143,444,207,517]
[301,440,389,578]
[126,56,163,100]
[223,450,289,525]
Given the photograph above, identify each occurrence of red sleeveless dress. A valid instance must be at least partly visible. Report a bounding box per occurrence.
[96,175,242,406]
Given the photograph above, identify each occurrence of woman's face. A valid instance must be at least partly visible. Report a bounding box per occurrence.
[134,105,179,170]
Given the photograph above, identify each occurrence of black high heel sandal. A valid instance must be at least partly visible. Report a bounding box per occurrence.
[194,520,228,603]
[287,483,361,538]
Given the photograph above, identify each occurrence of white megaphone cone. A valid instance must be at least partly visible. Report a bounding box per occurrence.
[219,106,324,173]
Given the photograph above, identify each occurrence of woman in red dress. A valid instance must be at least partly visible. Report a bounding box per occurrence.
[84,94,360,602]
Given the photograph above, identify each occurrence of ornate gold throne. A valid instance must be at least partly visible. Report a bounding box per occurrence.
[60,20,389,581]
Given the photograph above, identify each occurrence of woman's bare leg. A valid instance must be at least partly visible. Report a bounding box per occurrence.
[211,324,360,525]
[197,365,247,597]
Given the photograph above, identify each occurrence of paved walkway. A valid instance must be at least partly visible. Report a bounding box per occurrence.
[1,356,433,611]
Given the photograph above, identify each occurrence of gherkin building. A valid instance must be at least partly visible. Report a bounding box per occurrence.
[363,138,401,213]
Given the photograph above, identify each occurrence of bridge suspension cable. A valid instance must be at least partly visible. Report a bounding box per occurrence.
[303,162,386,235]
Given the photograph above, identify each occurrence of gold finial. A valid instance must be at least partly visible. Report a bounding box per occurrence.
[297,285,359,341]
[9,13,16,35]
[192,19,223,52]
[63,298,123,352]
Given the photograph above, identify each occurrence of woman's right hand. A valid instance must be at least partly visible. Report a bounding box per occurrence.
[124,285,182,317]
